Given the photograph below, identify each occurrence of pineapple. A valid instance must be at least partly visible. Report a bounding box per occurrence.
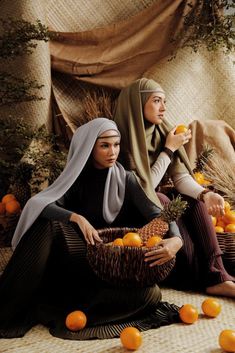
[139,195,188,244]
[9,162,34,207]
[193,144,214,173]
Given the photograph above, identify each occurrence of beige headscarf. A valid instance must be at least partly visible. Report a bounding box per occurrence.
[113,78,193,208]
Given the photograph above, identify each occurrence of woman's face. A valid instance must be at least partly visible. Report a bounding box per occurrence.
[143,92,166,125]
[92,130,120,169]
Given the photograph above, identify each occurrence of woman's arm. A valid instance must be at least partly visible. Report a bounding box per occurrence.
[173,173,225,216]
[41,200,102,245]
[151,152,172,188]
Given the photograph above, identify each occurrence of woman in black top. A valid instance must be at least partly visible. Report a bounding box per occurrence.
[0,118,182,339]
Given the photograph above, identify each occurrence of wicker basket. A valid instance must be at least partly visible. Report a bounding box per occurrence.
[217,232,235,276]
[87,227,176,288]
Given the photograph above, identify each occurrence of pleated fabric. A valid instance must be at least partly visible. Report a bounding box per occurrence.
[157,193,235,291]
[0,218,180,339]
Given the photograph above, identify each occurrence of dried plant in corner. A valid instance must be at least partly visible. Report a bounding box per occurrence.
[171,0,235,59]
[203,155,235,209]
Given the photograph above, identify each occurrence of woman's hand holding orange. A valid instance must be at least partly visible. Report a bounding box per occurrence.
[203,192,225,217]
[165,127,192,152]
[70,213,103,245]
[144,237,183,266]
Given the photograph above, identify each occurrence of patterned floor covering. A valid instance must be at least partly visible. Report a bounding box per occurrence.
[0,247,234,353]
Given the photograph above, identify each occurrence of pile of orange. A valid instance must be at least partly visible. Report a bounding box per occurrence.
[0,194,21,216]
[112,232,162,248]
[212,201,235,233]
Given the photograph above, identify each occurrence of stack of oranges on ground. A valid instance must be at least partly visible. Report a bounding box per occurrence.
[211,201,235,234]
[111,232,162,248]
[179,299,235,352]
[0,193,21,217]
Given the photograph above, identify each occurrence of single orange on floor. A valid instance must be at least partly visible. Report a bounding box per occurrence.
[146,235,162,248]
[179,304,198,324]
[0,202,6,215]
[175,124,188,134]
[65,310,87,331]
[219,329,235,352]
[201,298,221,318]
[120,326,142,350]
[123,232,142,247]
[1,193,16,204]
[5,199,21,214]
[112,238,124,246]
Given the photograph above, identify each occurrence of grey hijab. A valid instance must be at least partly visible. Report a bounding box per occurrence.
[11,118,126,249]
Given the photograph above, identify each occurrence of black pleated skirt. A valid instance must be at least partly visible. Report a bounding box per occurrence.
[0,218,179,339]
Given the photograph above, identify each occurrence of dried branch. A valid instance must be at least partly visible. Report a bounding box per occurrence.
[203,155,235,208]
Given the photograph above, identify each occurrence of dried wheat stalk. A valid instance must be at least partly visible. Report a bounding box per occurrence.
[203,155,235,209]
[79,89,115,125]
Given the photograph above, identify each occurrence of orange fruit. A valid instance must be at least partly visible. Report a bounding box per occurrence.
[219,329,235,352]
[1,194,16,204]
[146,235,162,248]
[225,223,235,233]
[175,124,188,134]
[123,232,142,247]
[201,298,221,318]
[224,210,235,224]
[120,327,142,350]
[211,216,217,226]
[224,201,231,214]
[215,226,224,233]
[5,199,21,214]
[65,310,87,331]
[179,304,199,324]
[0,202,6,215]
[194,172,205,185]
[112,238,124,246]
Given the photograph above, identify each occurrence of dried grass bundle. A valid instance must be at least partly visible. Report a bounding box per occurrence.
[203,155,235,209]
[79,88,117,125]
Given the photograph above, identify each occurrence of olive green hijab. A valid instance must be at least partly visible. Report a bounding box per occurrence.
[113,78,193,208]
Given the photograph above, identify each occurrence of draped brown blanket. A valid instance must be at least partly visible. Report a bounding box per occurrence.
[185,120,235,169]
[49,0,198,88]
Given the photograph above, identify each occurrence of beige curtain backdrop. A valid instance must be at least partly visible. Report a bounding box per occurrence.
[0,0,234,134]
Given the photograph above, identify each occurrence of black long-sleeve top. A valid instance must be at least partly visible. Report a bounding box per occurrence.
[41,164,181,239]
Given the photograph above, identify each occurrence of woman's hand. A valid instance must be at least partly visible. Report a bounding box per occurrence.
[203,191,225,217]
[70,213,103,245]
[144,237,183,267]
[165,127,192,152]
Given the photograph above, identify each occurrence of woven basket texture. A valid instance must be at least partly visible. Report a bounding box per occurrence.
[87,227,175,287]
[217,232,235,276]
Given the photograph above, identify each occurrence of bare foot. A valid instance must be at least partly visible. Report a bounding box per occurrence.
[206,281,235,298]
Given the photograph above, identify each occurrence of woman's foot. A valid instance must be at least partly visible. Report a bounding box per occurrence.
[206,281,235,298]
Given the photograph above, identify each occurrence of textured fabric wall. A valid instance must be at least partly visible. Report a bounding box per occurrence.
[0,0,51,128]
[0,0,234,132]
